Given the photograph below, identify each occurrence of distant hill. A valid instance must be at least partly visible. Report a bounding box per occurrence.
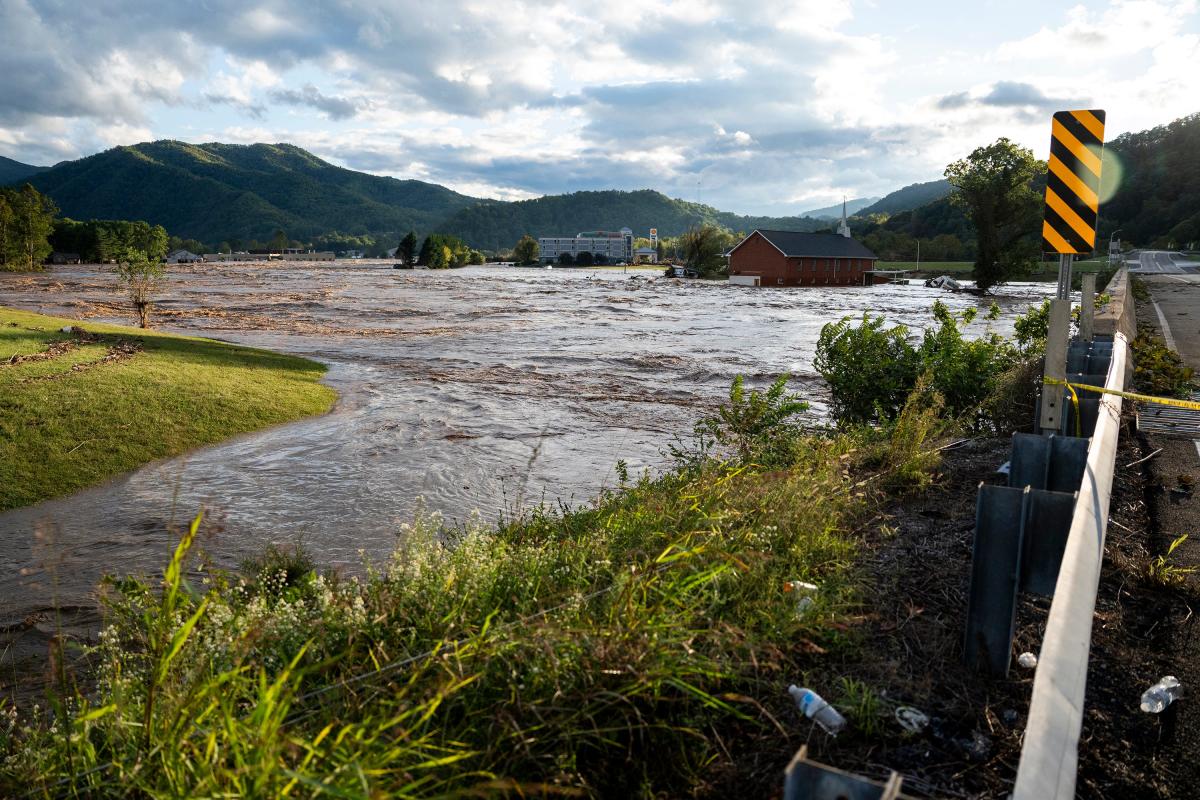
[0,155,48,185]
[1099,112,1200,247]
[858,180,952,217]
[799,197,879,220]
[22,141,478,245]
[440,190,827,251]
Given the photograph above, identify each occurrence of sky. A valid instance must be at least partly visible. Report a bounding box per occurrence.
[1,0,1197,215]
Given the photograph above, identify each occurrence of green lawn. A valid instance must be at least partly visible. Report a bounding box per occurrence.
[878,261,974,272]
[0,307,337,511]
[879,260,1112,277]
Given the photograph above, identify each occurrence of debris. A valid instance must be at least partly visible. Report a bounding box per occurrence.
[961,731,992,761]
[1001,709,1019,726]
[1017,652,1038,669]
[788,685,847,736]
[895,705,929,733]
[784,580,819,616]
[1140,676,1182,713]
[925,275,962,291]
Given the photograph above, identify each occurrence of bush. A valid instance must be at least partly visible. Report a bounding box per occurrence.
[815,303,1018,431]
[814,313,920,424]
[691,374,811,467]
[1132,327,1196,397]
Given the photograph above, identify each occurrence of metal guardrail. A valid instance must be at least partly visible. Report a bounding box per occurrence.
[1012,273,1133,799]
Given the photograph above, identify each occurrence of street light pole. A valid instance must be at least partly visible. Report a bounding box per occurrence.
[1108,229,1122,267]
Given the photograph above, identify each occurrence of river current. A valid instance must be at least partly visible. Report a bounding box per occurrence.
[0,263,1057,626]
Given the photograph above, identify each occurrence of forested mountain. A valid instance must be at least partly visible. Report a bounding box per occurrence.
[439,190,826,251]
[1098,112,1200,247]
[849,112,1200,258]
[858,180,952,217]
[20,141,477,246]
[9,111,1199,255]
[0,155,47,185]
[799,197,878,220]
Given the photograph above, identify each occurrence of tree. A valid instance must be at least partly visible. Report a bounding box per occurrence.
[115,248,166,328]
[468,249,485,265]
[681,224,732,278]
[417,236,433,266]
[513,235,539,265]
[575,251,594,266]
[0,193,12,268]
[558,251,575,265]
[5,184,57,270]
[398,231,418,265]
[270,229,288,252]
[945,138,1042,292]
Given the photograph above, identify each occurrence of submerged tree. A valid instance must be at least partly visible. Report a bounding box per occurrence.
[398,231,418,265]
[513,234,539,265]
[945,138,1042,292]
[680,224,733,278]
[115,248,166,328]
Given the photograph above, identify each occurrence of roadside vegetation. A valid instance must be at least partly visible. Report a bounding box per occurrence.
[0,307,336,511]
[0,292,1065,797]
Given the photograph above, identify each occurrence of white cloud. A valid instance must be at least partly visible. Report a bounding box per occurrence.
[0,0,1198,214]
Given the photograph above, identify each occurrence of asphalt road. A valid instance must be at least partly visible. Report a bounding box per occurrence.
[1127,249,1200,274]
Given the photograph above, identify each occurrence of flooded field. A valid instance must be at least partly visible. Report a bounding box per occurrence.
[0,262,1058,626]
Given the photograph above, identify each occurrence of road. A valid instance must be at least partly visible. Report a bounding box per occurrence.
[1127,249,1200,274]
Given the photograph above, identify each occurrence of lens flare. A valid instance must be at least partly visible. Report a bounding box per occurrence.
[1093,145,1123,204]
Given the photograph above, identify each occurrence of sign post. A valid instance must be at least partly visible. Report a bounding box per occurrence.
[1039,109,1106,435]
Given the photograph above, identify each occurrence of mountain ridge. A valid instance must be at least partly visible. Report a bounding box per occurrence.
[0,155,48,185]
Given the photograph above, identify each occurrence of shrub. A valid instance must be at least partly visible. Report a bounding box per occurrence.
[692,374,811,467]
[1132,327,1196,397]
[814,313,920,424]
[815,303,1019,431]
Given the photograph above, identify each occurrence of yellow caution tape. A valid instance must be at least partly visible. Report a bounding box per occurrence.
[1044,377,1200,411]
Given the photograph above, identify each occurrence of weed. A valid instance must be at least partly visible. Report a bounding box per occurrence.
[1132,326,1196,397]
[240,542,316,592]
[837,677,886,738]
[1146,535,1197,587]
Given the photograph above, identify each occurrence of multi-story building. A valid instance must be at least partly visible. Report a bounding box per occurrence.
[538,228,634,264]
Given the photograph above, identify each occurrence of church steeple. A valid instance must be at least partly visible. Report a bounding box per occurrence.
[836,197,851,238]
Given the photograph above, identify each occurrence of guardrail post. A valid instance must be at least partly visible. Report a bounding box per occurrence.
[1080,273,1096,342]
[1039,299,1072,434]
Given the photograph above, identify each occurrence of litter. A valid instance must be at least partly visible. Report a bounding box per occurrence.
[1017,652,1038,669]
[895,705,929,733]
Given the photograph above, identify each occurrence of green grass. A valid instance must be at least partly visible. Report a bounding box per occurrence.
[878,261,973,272]
[0,306,336,511]
[0,377,948,798]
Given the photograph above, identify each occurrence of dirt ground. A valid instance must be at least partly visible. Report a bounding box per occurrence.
[734,427,1198,799]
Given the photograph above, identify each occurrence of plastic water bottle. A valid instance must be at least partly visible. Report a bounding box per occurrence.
[1140,676,1182,713]
[788,685,847,735]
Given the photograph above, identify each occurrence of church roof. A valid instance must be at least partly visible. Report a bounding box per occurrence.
[732,230,878,259]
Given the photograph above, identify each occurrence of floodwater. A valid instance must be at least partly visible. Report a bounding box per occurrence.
[0,263,1058,626]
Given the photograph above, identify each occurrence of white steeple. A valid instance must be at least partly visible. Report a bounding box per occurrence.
[836,197,851,238]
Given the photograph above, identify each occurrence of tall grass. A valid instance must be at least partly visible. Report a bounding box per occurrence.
[0,379,944,797]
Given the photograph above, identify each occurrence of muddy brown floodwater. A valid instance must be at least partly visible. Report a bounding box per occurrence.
[0,263,1058,629]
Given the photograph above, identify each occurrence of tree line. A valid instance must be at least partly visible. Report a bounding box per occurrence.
[393,230,485,268]
[52,218,169,263]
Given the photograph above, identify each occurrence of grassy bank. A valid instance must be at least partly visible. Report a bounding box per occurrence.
[0,377,950,797]
[0,307,336,511]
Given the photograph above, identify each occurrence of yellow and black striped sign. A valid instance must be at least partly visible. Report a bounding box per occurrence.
[1042,109,1106,255]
